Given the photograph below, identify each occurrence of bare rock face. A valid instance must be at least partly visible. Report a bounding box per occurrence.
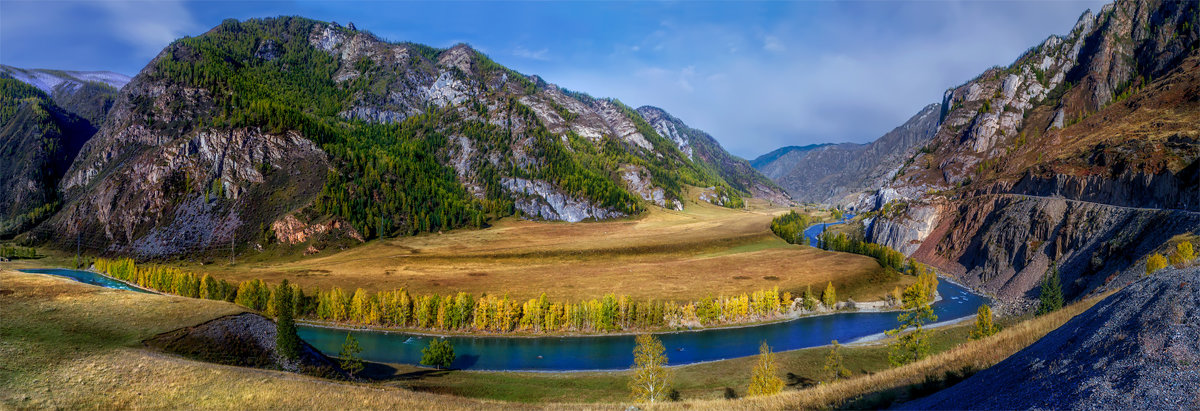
[52,127,328,255]
[621,166,680,210]
[502,178,626,222]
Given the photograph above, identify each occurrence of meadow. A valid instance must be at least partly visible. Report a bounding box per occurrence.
[180,199,910,304]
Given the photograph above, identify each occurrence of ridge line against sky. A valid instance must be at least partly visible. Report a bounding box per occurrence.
[0,0,1108,158]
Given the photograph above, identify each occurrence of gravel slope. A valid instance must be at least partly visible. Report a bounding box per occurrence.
[902,266,1200,410]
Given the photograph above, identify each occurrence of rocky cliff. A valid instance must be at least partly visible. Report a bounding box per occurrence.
[753,103,942,205]
[865,0,1200,306]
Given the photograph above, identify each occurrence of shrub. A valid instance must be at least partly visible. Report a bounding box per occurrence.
[1147,253,1168,275]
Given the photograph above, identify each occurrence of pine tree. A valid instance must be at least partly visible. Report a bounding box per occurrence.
[887,280,937,366]
[968,304,998,340]
[275,279,301,360]
[629,334,670,403]
[1036,262,1063,316]
[823,340,850,382]
[748,341,784,396]
[420,338,456,369]
[338,333,364,377]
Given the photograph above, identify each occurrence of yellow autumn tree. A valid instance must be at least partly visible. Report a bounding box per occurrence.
[748,341,784,396]
[1146,253,1168,275]
[629,334,670,402]
[1179,241,1196,262]
[968,304,998,340]
[822,282,837,309]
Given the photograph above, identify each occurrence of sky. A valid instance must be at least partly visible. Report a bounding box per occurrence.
[0,0,1108,159]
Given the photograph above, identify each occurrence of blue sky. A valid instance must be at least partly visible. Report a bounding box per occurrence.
[1,0,1106,158]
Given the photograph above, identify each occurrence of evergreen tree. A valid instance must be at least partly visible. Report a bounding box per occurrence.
[823,340,850,382]
[748,341,784,396]
[968,304,998,340]
[275,279,301,361]
[420,338,456,369]
[629,334,670,403]
[338,333,364,377]
[1036,262,1063,316]
[887,280,937,366]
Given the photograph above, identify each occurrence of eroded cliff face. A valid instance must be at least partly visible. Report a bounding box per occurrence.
[865,0,1200,305]
[912,195,1200,302]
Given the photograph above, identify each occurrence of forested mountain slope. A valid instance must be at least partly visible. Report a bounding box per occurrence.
[638,106,790,206]
[862,0,1200,305]
[753,103,942,204]
[0,65,129,125]
[0,67,126,237]
[38,17,783,256]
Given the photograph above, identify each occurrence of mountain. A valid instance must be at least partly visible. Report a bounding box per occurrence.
[863,0,1200,305]
[637,106,790,206]
[34,17,781,256]
[749,144,830,178]
[753,103,942,204]
[0,65,129,124]
[904,266,1200,410]
[0,67,127,237]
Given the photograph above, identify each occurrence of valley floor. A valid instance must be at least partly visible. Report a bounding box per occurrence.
[163,199,908,304]
[0,267,1103,409]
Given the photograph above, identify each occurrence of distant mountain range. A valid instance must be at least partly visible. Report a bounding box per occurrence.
[751,103,941,204]
[0,17,787,255]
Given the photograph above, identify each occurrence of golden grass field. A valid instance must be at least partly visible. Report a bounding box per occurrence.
[185,198,910,303]
[0,269,510,410]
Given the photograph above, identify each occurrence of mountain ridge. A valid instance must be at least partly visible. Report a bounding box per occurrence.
[20,16,784,255]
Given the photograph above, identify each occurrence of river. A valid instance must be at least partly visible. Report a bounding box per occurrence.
[22,252,983,372]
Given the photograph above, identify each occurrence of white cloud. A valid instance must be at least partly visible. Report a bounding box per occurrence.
[96,0,202,58]
[762,35,785,53]
[513,46,550,61]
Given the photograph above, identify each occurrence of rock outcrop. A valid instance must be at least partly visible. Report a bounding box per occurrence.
[903,266,1200,409]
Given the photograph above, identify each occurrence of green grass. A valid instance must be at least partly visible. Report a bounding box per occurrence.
[370,325,973,403]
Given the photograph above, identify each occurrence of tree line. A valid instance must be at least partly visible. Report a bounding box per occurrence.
[769,210,813,245]
[817,231,909,272]
[93,257,847,334]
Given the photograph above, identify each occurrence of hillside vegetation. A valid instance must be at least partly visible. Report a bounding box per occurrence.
[36,16,785,258]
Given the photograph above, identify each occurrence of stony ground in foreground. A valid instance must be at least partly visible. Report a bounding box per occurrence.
[904,266,1200,410]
